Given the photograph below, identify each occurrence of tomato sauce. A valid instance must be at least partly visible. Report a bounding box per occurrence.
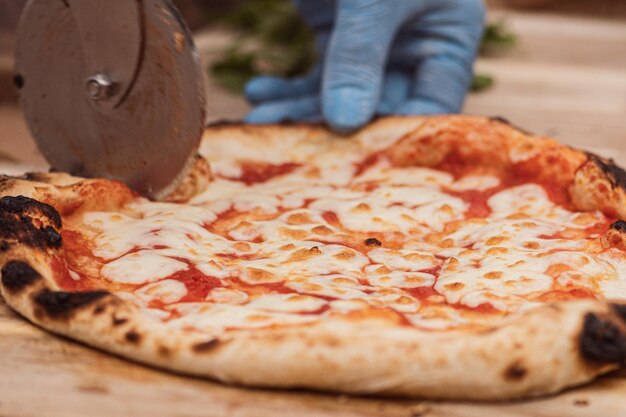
[354,152,382,177]
[584,218,613,236]
[434,150,581,212]
[61,230,100,261]
[536,182,572,209]
[228,277,293,295]
[173,267,222,302]
[405,286,438,300]
[300,304,331,315]
[50,256,80,291]
[224,162,301,185]
[322,211,340,227]
[459,302,501,314]
[446,186,503,218]
[53,230,105,291]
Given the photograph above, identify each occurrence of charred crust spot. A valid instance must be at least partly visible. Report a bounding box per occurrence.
[610,220,626,233]
[611,304,626,323]
[0,196,63,250]
[21,172,49,182]
[0,177,18,194]
[0,196,61,228]
[574,399,589,407]
[124,330,141,344]
[158,345,171,357]
[364,238,382,247]
[192,339,221,353]
[112,316,128,326]
[93,304,106,315]
[580,313,626,363]
[503,362,527,381]
[587,153,626,191]
[43,226,62,246]
[34,289,109,319]
[1,261,41,293]
[489,116,531,135]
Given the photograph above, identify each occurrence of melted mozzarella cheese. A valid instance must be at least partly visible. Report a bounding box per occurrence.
[247,294,327,313]
[309,186,466,232]
[356,163,453,188]
[364,265,436,288]
[238,242,370,284]
[488,184,584,226]
[367,248,439,271]
[101,251,187,284]
[287,274,371,300]
[596,249,626,300]
[134,279,188,304]
[449,175,500,191]
[435,248,554,309]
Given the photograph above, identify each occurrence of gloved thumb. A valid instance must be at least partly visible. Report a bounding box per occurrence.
[322,0,400,133]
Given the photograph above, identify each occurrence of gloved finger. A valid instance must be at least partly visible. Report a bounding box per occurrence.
[407,44,476,113]
[322,0,401,132]
[244,68,322,104]
[299,114,324,123]
[387,0,485,114]
[293,0,335,31]
[376,70,411,115]
[244,95,320,124]
[395,98,451,115]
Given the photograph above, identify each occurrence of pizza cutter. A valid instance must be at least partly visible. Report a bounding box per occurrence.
[14,0,206,199]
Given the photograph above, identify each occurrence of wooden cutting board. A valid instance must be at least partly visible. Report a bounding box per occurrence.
[2,9,626,417]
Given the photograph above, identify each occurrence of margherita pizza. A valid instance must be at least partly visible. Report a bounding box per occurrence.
[1,115,626,400]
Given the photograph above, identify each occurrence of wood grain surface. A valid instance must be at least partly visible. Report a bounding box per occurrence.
[2,8,626,417]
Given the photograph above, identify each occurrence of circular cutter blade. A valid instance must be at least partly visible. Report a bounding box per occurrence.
[15,0,206,199]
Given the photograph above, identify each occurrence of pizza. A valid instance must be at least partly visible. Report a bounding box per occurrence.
[1,115,626,400]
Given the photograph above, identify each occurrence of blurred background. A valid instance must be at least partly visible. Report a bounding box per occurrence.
[0,0,625,168]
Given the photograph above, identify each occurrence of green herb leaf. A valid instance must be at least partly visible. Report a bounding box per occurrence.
[210,0,316,93]
[471,73,494,92]
[480,20,517,55]
[211,49,259,93]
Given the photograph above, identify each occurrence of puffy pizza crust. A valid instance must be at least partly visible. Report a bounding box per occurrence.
[2,115,626,400]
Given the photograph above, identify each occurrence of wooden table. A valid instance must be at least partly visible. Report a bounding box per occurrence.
[2,9,626,417]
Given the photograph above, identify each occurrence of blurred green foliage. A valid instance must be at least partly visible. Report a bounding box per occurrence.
[470,73,494,92]
[210,0,316,92]
[480,20,517,55]
[210,0,515,94]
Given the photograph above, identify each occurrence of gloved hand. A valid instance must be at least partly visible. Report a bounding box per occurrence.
[244,0,486,133]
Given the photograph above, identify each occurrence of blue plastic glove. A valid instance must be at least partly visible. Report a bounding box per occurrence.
[244,0,485,133]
